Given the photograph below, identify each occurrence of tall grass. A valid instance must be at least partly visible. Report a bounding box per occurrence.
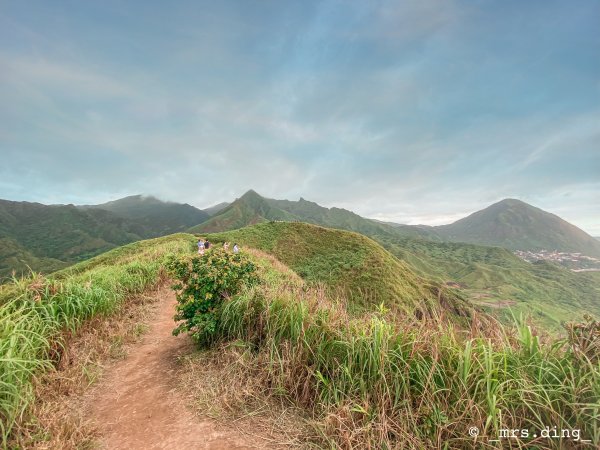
[204,253,600,449]
[0,234,194,446]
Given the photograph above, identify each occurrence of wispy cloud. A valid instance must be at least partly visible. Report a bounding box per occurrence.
[0,0,598,234]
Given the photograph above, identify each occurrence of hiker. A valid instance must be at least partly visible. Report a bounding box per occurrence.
[233,243,240,254]
[205,239,211,250]
[197,239,205,255]
[223,242,230,251]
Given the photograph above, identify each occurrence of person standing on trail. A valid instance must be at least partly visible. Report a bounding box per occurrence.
[223,242,230,251]
[205,239,211,250]
[198,239,205,255]
[233,243,240,254]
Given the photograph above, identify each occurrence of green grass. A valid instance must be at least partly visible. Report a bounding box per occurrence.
[0,233,195,445]
[376,236,600,330]
[186,191,600,331]
[195,249,600,449]
[204,222,471,319]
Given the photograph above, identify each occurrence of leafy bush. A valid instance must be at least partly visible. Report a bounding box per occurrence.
[203,254,600,448]
[168,248,257,346]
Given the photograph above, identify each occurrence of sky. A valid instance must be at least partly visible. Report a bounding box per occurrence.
[1,0,599,234]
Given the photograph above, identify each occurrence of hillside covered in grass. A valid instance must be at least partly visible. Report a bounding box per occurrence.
[190,191,600,330]
[207,222,471,319]
[377,236,600,329]
[0,233,196,445]
[80,194,210,236]
[2,225,598,448]
[170,246,600,449]
[436,198,600,257]
[0,196,210,281]
[0,200,149,281]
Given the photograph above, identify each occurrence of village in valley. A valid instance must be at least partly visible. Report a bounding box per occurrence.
[515,250,600,272]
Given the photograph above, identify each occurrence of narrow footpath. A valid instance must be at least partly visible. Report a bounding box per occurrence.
[86,285,262,449]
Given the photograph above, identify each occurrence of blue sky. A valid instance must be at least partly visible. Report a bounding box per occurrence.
[1,0,599,233]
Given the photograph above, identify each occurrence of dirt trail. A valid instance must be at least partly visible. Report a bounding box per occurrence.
[87,286,261,449]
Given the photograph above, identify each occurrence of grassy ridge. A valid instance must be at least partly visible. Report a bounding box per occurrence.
[187,191,600,330]
[206,222,471,318]
[190,249,600,449]
[0,233,195,445]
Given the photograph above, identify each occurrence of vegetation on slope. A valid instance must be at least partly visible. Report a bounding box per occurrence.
[205,222,470,318]
[189,189,439,240]
[82,194,210,236]
[436,198,600,257]
[170,247,600,449]
[0,233,195,445]
[0,237,67,280]
[377,236,600,329]
[190,191,600,329]
[0,200,147,280]
[189,190,296,233]
[203,201,231,216]
[0,195,210,281]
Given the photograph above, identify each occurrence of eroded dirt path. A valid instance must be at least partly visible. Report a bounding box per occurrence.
[86,286,260,449]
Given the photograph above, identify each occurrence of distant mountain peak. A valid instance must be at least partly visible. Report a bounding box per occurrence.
[240,189,261,198]
[188,191,441,241]
[83,194,210,236]
[495,198,527,206]
[437,199,600,257]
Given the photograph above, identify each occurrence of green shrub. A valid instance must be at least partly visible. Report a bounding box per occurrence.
[203,254,600,448]
[168,248,258,347]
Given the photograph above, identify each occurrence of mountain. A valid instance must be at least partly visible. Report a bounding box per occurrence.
[0,237,68,280]
[83,195,210,236]
[436,198,600,257]
[0,194,211,281]
[203,202,230,216]
[0,199,147,280]
[376,234,600,328]
[208,221,472,319]
[189,190,296,233]
[189,190,438,240]
[189,191,600,328]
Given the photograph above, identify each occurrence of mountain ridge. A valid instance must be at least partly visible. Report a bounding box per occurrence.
[189,189,439,241]
[81,194,210,236]
[0,195,211,280]
[187,190,600,328]
[435,198,600,257]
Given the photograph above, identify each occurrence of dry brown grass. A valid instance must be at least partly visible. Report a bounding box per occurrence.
[175,343,320,449]
[7,286,164,449]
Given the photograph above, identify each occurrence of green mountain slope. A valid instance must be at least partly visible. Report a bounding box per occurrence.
[82,194,210,236]
[203,202,230,216]
[436,198,600,257]
[0,195,212,280]
[206,221,471,318]
[190,191,599,329]
[0,199,147,280]
[0,200,150,277]
[189,190,299,233]
[376,235,600,328]
[190,189,439,240]
[0,237,67,280]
